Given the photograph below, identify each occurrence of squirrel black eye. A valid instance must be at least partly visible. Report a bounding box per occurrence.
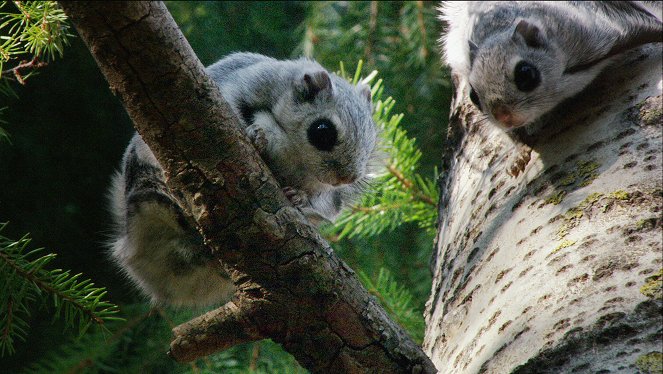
[307,119,337,152]
[469,86,481,109]
[514,61,541,92]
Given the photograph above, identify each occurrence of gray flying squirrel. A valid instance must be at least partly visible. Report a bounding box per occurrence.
[439,1,662,130]
[108,52,379,307]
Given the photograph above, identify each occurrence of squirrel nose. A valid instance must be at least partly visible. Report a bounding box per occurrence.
[491,104,524,128]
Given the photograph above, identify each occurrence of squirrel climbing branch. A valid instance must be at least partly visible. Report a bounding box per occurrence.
[59,2,436,372]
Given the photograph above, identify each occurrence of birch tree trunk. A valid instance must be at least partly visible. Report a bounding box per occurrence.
[424,42,662,374]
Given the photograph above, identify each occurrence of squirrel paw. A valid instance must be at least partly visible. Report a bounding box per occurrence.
[507,144,532,178]
[246,126,268,155]
[283,186,309,208]
[283,187,328,226]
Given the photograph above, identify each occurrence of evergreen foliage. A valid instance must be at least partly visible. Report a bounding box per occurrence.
[0,224,121,357]
[22,321,124,373]
[0,1,71,137]
[165,1,306,66]
[360,268,425,343]
[329,61,438,240]
[0,4,118,359]
[0,1,70,79]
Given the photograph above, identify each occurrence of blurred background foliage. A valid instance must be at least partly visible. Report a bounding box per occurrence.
[0,1,450,372]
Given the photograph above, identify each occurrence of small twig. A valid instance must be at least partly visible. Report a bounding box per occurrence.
[107,308,155,343]
[386,164,436,206]
[364,1,378,65]
[351,203,406,213]
[156,307,177,329]
[249,341,261,371]
[66,358,94,374]
[306,24,318,44]
[2,298,13,343]
[1,57,48,84]
[63,308,152,374]
[13,1,29,19]
[387,164,413,189]
[415,1,429,60]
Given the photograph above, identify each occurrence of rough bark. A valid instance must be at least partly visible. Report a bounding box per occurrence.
[59,2,436,373]
[424,41,662,374]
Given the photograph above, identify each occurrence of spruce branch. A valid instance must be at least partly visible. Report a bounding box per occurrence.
[0,224,122,356]
[0,1,71,138]
[1,55,46,84]
[3,2,70,56]
[364,1,378,65]
[360,268,425,343]
[327,62,439,240]
[415,1,429,60]
[22,330,120,374]
[0,1,70,80]
[21,305,153,374]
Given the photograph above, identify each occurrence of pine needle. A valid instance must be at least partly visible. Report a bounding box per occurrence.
[329,62,438,240]
[360,268,425,343]
[0,223,122,357]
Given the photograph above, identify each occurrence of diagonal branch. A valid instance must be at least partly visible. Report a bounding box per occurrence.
[59,2,436,372]
[170,299,263,362]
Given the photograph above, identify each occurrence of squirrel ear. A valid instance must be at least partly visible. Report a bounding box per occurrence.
[297,71,333,102]
[513,20,544,48]
[357,82,372,105]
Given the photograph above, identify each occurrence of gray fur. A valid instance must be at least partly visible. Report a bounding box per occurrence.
[440,1,662,130]
[109,52,379,307]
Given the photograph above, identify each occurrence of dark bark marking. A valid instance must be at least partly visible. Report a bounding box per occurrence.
[567,273,589,287]
[500,281,513,293]
[519,266,534,278]
[556,264,573,275]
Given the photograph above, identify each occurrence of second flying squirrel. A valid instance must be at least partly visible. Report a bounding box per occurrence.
[109,52,379,307]
[440,1,663,130]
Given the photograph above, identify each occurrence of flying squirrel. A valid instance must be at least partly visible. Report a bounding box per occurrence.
[440,1,662,130]
[108,53,379,307]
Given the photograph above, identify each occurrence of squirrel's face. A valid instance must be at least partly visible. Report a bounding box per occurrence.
[467,19,562,130]
[270,71,377,190]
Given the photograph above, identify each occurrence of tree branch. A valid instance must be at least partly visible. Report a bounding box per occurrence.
[415,1,429,60]
[59,2,436,372]
[1,57,48,84]
[169,299,263,362]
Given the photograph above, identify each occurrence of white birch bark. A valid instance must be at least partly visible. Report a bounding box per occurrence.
[424,43,662,374]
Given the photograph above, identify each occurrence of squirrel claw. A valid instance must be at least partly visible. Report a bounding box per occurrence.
[283,187,308,207]
[247,126,268,155]
[283,187,328,226]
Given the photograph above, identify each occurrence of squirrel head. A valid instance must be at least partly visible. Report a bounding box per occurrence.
[266,66,378,192]
[467,19,568,130]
